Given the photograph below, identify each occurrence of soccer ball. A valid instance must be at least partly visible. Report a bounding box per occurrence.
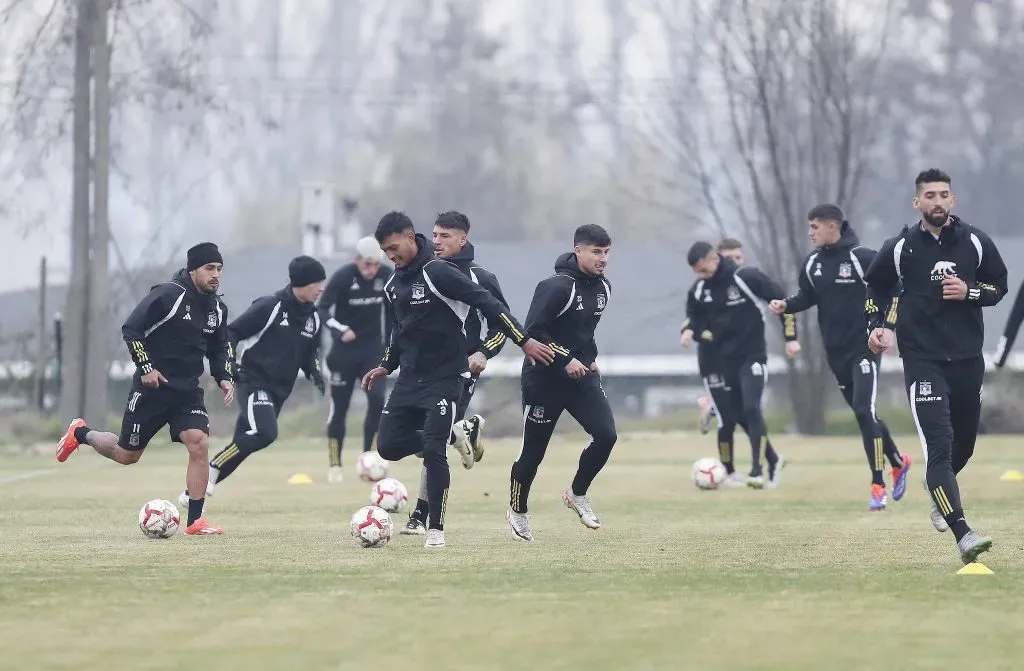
[370,477,409,513]
[692,457,728,490]
[350,505,393,548]
[355,451,389,482]
[138,499,180,539]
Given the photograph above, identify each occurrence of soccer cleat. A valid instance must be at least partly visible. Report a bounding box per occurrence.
[424,529,445,548]
[327,466,344,484]
[891,453,912,501]
[401,517,426,536]
[177,490,189,509]
[563,489,601,529]
[957,530,993,565]
[450,422,474,470]
[467,414,486,462]
[746,473,765,490]
[923,477,949,532]
[184,517,223,535]
[869,483,888,511]
[506,507,534,541]
[56,418,86,463]
[766,455,787,489]
[721,472,746,488]
[697,396,716,435]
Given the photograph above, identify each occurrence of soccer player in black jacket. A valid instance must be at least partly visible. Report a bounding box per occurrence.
[506,224,615,542]
[178,256,327,507]
[318,237,393,483]
[864,169,1007,564]
[769,204,910,511]
[683,241,793,489]
[55,242,234,536]
[362,212,553,549]
[402,211,509,535]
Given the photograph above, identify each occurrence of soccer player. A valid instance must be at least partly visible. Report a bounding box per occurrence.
[362,212,553,549]
[768,204,910,510]
[683,241,793,489]
[864,168,1006,564]
[506,224,616,542]
[55,242,233,536]
[178,256,327,506]
[402,211,508,535]
[318,237,393,483]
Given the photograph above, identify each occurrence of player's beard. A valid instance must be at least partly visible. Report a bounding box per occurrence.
[923,209,949,227]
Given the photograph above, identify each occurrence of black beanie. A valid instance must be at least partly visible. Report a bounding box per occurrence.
[187,242,223,271]
[289,255,327,287]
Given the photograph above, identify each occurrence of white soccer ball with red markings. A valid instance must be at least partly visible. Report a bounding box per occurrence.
[350,505,393,548]
[692,457,728,490]
[355,451,389,482]
[138,499,180,539]
[369,477,408,513]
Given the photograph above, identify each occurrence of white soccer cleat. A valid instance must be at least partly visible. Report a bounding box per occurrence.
[424,529,445,548]
[697,396,716,435]
[467,414,486,462]
[177,490,189,509]
[766,455,787,490]
[562,489,601,529]
[506,507,534,541]
[721,472,746,488]
[327,466,344,484]
[450,422,474,470]
[923,477,949,532]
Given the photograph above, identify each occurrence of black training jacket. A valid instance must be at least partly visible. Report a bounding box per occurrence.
[684,257,796,363]
[122,268,232,390]
[318,262,393,361]
[381,234,528,379]
[447,242,510,359]
[229,285,323,404]
[865,216,1007,362]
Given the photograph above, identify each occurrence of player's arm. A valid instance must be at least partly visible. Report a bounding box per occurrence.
[206,300,233,384]
[423,260,531,348]
[995,278,1024,367]
[227,296,277,345]
[300,317,325,392]
[864,236,900,331]
[783,260,818,314]
[381,272,395,346]
[318,268,352,335]
[967,231,1008,307]
[121,285,179,375]
[522,276,576,367]
[474,270,510,359]
[738,266,798,342]
[379,298,402,373]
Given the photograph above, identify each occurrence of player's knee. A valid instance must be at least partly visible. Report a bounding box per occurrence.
[852,408,875,428]
[592,424,617,450]
[742,404,764,423]
[119,450,143,465]
[181,429,209,455]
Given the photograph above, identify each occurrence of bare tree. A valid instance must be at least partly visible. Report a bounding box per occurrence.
[636,0,899,432]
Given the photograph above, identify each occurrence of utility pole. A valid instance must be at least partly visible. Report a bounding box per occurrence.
[35,257,47,411]
[59,0,93,421]
[85,0,111,424]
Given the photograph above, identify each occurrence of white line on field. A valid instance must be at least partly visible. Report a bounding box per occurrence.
[0,469,57,486]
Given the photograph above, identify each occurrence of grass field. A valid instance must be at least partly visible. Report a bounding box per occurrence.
[2,430,1023,670]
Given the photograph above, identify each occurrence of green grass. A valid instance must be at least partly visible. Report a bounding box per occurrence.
[1,430,1023,670]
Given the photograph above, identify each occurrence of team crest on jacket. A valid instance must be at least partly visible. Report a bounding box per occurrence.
[727,286,741,301]
[411,284,425,300]
[838,262,852,278]
[304,316,316,333]
[374,279,384,291]
[597,294,606,309]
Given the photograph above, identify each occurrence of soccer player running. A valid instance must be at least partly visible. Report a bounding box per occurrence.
[318,237,393,483]
[864,169,1007,564]
[506,225,617,542]
[684,241,793,489]
[178,256,327,506]
[362,212,553,549]
[768,204,910,510]
[402,211,509,535]
[55,242,233,536]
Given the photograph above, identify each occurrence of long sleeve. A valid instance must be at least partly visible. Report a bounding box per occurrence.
[228,296,278,349]
[379,299,401,372]
[301,315,325,385]
[864,236,900,331]
[121,285,179,375]
[736,266,798,342]
[318,269,352,334]
[681,283,704,333]
[522,276,575,367]
[423,260,529,346]
[784,260,818,314]
[967,231,1008,307]
[206,300,233,383]
[995,278,1024,367]
[474,270,510,359]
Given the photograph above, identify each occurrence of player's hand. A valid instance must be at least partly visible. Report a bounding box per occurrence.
[521,338,554,365]
[868,327,894,354]
[942,275,968,300]
[589,361,600,374]
[362,367,389,390]
[468,352,487,375]
[341,329,357,343]
[785,341,801,359]
[769,299,787,315]
[141,369,167,388]
[565,358,588,379]
[680,329,694,348]
[219,380,234,406]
